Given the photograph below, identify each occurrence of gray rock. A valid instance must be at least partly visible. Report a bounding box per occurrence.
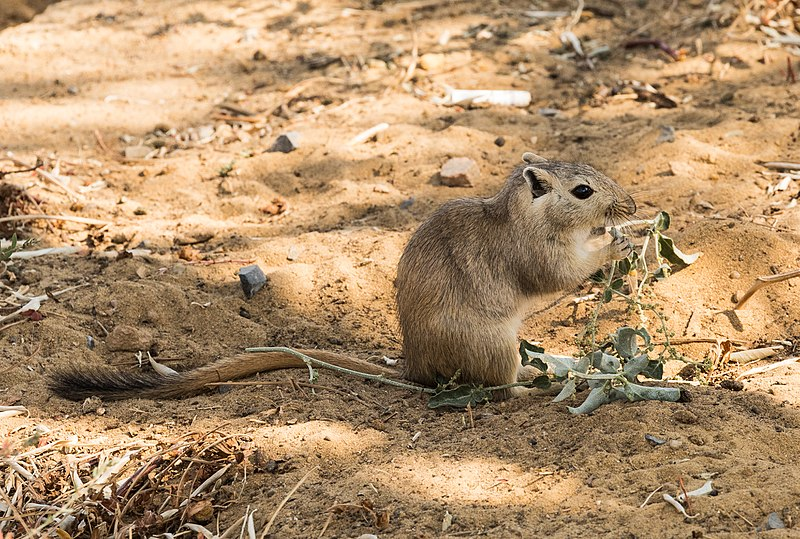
[766,512,785,530]
[239,264,267,298]
[440,157,479,187]
[657,125,676,144]
[269,132,301,153]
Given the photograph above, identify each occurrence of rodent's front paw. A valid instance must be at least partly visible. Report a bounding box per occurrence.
[608,234,634,261]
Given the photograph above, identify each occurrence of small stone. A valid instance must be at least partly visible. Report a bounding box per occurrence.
[729,271,741,279]
[719,379,744,391]
[269,132,301,153]
[399,197,414,209]
[287,246,302,261]
[419,52,445,71]
[67,85,79,95]
[239,265,267,298]
[667,439,682,449]
[669,161,694,177]
[645,434,667,446]
[766,512,785,530]
[673,410,698,424]
[440,157,479,187]
[187,499,214,523]
[106,324,153,352]
[688,434,705,446]
[538,107,560,117]
[656,125,676,144]
[197,125,215,140]
[124,145,153,159]
[239,306,251,319]
[19,268,40,285]
[494,136,506,147]
[133,207,147,216]
[373,183,391,193]
[732,290,743,303]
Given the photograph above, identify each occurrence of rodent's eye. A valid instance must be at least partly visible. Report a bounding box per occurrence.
[571,185,594,200]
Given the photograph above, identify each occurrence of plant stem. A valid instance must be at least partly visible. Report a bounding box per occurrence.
[245,347,436,394]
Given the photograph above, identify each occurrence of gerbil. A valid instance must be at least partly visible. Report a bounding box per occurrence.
[396,152,636,399]
[49,152,635,402]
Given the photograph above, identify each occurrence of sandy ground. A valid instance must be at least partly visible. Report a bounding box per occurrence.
[2,0,800,537]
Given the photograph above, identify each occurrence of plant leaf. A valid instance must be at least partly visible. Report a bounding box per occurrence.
[640,360,664,380]
[653,211,670,232]
[529,374,552,389]
[568,385,611,414]
[623,354,650,380]
[653,264,672,280]
[427,385,491,409]
[590,269,606,283]
[621,382,682,403]
[657,234,701,266]
[519,340,547,371]
[552,379,577,402]
[614,327,651,359]
[528,351,580,378]
[591,351,621,374]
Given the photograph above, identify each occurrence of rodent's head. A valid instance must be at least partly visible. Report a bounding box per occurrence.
[515,152,636,229]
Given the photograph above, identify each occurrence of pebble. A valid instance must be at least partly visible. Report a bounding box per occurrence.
[645,434,667,446]
[766,512,785,530]
[732,290,743,303]
[494,136,505,147]
[656,125,676,144]
[440,157,479,187]
[538,107,560,117]
[287,246,302,261]
[238,264,267,298]
[106,324,153,352]
[667,439,683,449]
[669,161,694,177]
[124,145,152,159]
[673,410,698,424]
[269,132,301,153]
[419,52,445,71]
[729,271,741,279]
[197,125,215,140]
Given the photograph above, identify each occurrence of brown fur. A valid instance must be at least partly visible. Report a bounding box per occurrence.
[49,153,635,401]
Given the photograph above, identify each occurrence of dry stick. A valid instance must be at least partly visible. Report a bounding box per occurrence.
[654,337,746,346]
[401,29,418,83]
[736,356,800,380]
[734,268,800,309]
[34,168,83,200]
[93,129,110,153]
[318,502,336,539]
[245,347,435,394]
[260,467,317,538]
[0,487,33,537]
[0,214,109,226]
[347,123,389,146]
[760,161,800,171]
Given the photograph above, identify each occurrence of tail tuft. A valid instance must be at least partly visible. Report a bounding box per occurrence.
[48,366,182,401]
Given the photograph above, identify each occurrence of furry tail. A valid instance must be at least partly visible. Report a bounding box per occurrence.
[48,349,396,401]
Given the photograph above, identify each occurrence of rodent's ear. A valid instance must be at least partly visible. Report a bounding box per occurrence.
[522,167,552,198]
[522,152,547,164]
